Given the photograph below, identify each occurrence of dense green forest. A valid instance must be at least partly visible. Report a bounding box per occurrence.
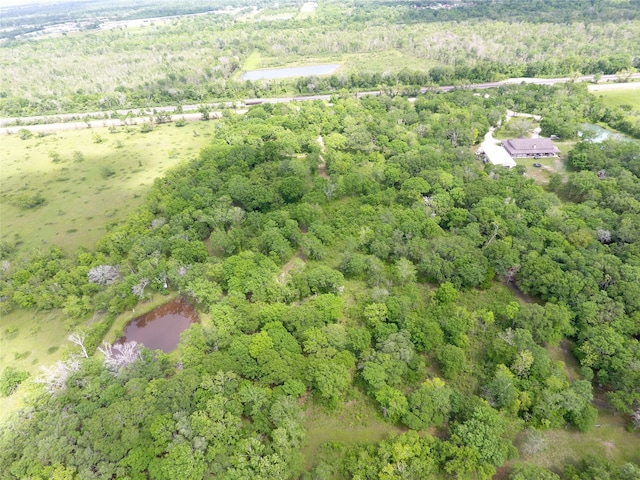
[1,82,639,478]
[2,0,640,478]
[2,0,640,116]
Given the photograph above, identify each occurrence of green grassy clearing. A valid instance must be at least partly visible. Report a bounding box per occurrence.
[255,50,435,76]
[0,307,83,419]
[242,49,262,72]
[594,89,640,110]
[1,122,216,255]
[513,411,640,473]
[302,388,405,471]
[516,155,566,185]
[456,282,519,312]
[0,309,70,376]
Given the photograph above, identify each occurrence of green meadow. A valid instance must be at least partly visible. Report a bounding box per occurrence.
[512,410,640,474]
[302,388,405,471]
[594,88,640,110]
[0,308,77,417]
[0,122,216,256]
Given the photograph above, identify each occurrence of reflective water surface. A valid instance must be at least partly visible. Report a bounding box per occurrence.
[118,297,198,352]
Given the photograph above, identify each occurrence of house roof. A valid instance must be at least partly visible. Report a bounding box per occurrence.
[502,138,559,155]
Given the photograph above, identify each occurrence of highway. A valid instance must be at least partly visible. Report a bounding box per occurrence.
[2,73,639,133]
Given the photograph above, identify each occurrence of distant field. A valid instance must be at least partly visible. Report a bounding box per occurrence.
[254,49,435,75]
[594,89,640,109]
[0,122,216,255]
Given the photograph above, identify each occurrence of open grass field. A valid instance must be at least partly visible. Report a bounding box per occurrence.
[1,121,216,255]
[302,388,405,471]
[0,307,82,418]
[0,309,69,376]
[254,49,435,76]
[512,411,640,473]
[593,88,640,109]
[242,49,262,71]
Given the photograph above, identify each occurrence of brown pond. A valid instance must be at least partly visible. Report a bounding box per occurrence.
[118,297,199,352]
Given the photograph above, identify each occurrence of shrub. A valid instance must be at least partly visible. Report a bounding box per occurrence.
[139,122,154,133]
[100,166,115,178]
[17,128,32,140]
[0,367,29,397]
[10,193,46,209]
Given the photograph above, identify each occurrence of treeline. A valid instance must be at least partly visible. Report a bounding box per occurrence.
[2,53,636,118]
[1,84,639,478]
[2,0,640,116]
[395,0,640,24]
[601,103,640,139]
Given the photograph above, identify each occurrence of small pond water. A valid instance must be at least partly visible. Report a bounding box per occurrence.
[241,64,340,81]
[118,297,198,352]
[580,123,630,143]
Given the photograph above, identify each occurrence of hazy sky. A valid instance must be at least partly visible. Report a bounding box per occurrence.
[0,0,86,7]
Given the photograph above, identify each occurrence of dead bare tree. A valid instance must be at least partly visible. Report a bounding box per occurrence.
[98,341,142,373]
[323,181,336,201]
[132,278,150,298]
[632,405,640,430]
[88,265,120,286]
[504,265,521,284]
[37,359,80,393]
[68,332,89,358]
[597,229,612,244]
[483,223,500,249]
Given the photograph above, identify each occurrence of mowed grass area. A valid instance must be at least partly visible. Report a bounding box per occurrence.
[1,122,216,255]
[242,49,262,71]
[594,88,640,109]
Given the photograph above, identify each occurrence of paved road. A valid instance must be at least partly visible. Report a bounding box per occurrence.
[2,73,639,133]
